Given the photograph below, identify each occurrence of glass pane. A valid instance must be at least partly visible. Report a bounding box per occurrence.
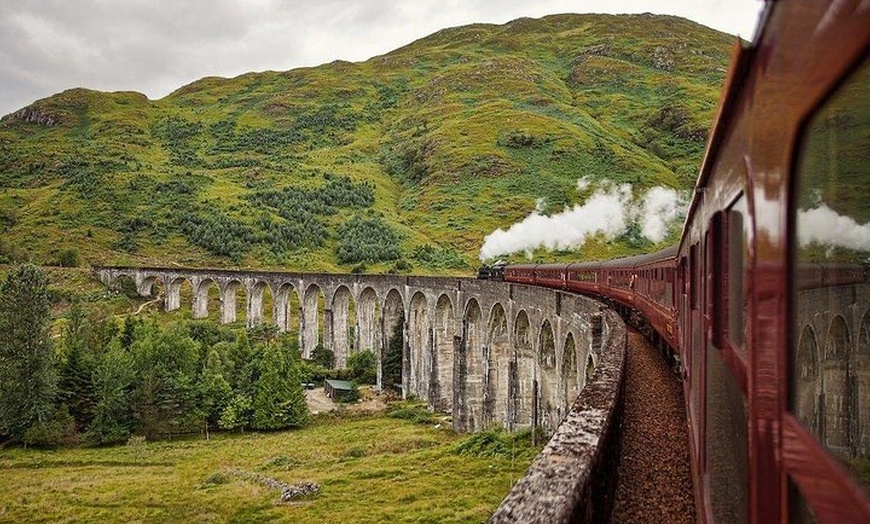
[727,199,747,348]
[792,58,869,493]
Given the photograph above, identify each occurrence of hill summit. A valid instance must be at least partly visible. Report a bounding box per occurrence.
[0,13,733,274]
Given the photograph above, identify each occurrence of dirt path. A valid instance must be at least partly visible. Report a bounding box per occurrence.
[305,386,388,415]
[305,389,336,415]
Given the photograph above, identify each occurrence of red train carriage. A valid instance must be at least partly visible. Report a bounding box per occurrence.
[503,264,538,285]
[676,0,868,521]
[494,1,869,522]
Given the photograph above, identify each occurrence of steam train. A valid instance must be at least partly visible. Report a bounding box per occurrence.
[480,1,869,522]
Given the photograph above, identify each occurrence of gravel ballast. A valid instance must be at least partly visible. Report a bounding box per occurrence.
[611,329,696,523]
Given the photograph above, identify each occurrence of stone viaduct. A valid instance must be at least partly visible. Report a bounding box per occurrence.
[94,266,618,434]
[794,283,870,458]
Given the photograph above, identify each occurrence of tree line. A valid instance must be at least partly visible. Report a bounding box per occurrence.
[0,264,312,447]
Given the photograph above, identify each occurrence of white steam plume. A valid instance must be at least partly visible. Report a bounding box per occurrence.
[479,179,686,261]
[640,186,685,243]
[798,204,870,254]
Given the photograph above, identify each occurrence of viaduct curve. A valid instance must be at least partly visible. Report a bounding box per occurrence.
[93,266,620,435]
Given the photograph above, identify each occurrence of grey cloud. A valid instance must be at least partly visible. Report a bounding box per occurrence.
[0,0,763,117]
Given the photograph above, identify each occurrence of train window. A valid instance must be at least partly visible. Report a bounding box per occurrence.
[710,212,726,348]
[791,58,869,493]
[726,197,748,349]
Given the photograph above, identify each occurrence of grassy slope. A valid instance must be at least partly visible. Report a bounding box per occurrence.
[0,14,733,274]
[0,415,538,523]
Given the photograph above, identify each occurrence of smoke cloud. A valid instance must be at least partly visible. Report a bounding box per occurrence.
[479,179,686,261]
[798,204,870,255]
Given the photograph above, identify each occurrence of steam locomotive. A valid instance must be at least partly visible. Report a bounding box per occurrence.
[480,1,870,522]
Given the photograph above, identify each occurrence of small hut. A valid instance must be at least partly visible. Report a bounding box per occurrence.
[324,379,356,402]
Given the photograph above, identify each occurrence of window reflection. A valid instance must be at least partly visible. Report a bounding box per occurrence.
[792,58,869,501]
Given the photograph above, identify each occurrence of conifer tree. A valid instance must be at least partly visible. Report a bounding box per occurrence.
[129,323,201,438]
[251,342,308,430]
[86,341,134,446]
[382,316,404,392]
[58,301,97,431]
[0,264,57,442]
[198,349,232,438]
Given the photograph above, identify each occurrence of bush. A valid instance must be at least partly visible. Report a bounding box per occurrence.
[53,248,80,267]
[219,394,252,432]
[297,360,337,385]
[386,401,437,425]
[336,216,401,264]
[311,345,335,369]
[22,406,78,448]
[453,427,543,459]
[347,351,376,385]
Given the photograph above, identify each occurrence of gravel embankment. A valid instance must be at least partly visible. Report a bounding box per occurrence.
[611,328,696,523]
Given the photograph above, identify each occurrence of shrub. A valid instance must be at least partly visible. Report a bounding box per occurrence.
[53,248,80,267]
[219,394,253,432]
[453,427,544,459]
[386,401,437,425]
[311,344,335,369]
[336,216,401,264]
[22,406,78,448]
[347,351,376,385]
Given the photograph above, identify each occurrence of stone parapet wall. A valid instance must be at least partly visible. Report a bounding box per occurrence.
[490,308,627,523]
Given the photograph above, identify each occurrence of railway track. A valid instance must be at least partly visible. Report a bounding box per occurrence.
[611,328,695,523]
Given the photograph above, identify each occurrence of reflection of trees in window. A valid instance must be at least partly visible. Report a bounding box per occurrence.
[794,61,870,262]
[792,58,868,494]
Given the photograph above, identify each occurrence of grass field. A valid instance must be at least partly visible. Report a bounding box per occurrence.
[0,413,538,523]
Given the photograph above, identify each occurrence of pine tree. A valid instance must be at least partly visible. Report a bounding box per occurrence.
[0,264,57,442]
[85,341,134,446]
[226,331,254,393]
[383,317,404,392]
[129,323,201,438]
[58,301,97,431]
[251,342,308,430]
[198,349,232,438]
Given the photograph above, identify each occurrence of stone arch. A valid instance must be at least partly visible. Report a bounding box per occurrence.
[165,276,188,312]
[823,315,852,452]
[302,283,326,359]
[382,288,406,393]
[434,294,455,411]
[356,287,380,355]
[486,302,510,428]
[795,325,821,436]
[562,332,581,413]
[408,292,430,400]
[539,319,558,432]
[220,279,246,325]
[458,298,485,432]
[274,282,300,335]
[247,281,274,329]
[138,275,165,310]
[193,278,220,320]
[112,273,138,298]
[331,285,355,369]
[856,311,870,454]
[138,275,163,299]
[513,310,534,429]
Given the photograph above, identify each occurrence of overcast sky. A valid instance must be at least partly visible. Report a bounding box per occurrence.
[0,0,764,117]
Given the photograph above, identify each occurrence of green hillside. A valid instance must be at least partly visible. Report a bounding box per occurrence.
[0,13,733,275]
